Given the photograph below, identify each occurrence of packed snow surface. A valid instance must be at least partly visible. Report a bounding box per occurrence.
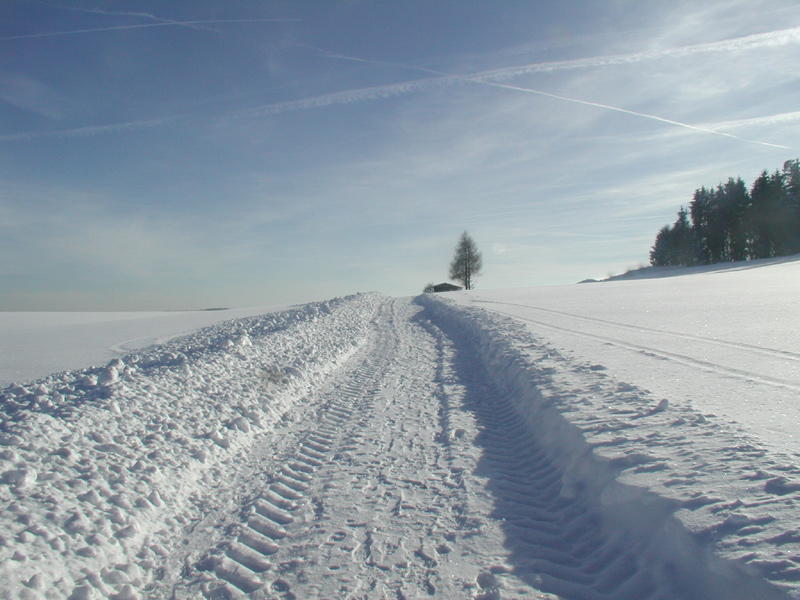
[453,255,800,459]
[1,258,800,599]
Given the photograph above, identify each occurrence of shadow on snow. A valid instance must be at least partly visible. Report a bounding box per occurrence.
[415,298,789,600]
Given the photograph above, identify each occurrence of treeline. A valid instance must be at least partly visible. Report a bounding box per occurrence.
[650,159,800,267]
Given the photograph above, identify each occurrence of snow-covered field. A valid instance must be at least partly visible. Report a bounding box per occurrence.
[0,305,288,388]
[2,258,800,599]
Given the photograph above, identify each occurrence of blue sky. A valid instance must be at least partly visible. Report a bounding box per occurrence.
[2,1,800,310]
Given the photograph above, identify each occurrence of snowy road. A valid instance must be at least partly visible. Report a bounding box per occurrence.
[1,292,797,599]
[157,298,537,599]
[147,297,788,599]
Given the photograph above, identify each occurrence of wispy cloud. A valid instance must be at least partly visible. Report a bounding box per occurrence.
[244,26,800,150]
[0,76,445,141]
[316,24,800,83]
[322,43,797,151]
[709,111,800,131]
[467,79,794,151]
[4,24,799,145]
[233,78,448,117]
[0,115,185,141]
[467,25,800,81]
[0,73,75,119]
[0,18,300,41]
[30,1,224,33]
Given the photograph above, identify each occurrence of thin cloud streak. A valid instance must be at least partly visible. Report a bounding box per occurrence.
[710,111,800,131]
[0,78,445,141]
[324,25,800,84]
[323,49,796,151]
[4,24,798,144]
[469,25,800,81]
[0,115,186,141]
[233,78,449,117]
[0,19,300,41]
[31,1,222,32]
[473,80,794,151]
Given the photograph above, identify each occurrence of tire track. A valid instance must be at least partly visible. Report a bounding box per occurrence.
[258,298,459,599]
[479,304,800,392]
[154,303,396,599]
[448,333,663,599]
[247,298,545,599]
[146,295,792,599]
[202,363,387,599]
[475,299,800,363]
[424,295,790,600]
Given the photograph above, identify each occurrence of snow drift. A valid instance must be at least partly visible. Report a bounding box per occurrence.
[418,292,792,599]
[0,294,383,598]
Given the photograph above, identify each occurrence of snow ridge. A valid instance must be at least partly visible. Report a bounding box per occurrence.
[418,293,793,599]
[3,289,800,599]
[0,293,383,599]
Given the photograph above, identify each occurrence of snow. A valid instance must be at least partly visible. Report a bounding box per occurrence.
[1,259,800,599]
[451,254,800,459]
[0,305,288,387]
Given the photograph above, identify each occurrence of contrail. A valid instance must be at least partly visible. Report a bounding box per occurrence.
[29,2,224,33]
[0,115,186,141]
[474,80,794,151]
[324,25,800,85]
[4,27,796,146]
[323,49,795,151]
[709,111,800,131]
[469,26,800,82]
[0,74,438,141]
[0,19,300,41]
[231,77,449,118]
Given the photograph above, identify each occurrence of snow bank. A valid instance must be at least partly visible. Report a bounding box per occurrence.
[418,293,795,599]
[0,293,383,599]
[0,305,290,387]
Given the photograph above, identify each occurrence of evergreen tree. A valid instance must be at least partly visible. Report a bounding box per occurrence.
[706,185,730,262]
[650,225,676,266]
[717,177,750,262]
[780,159,800,255]
[449,231,483,290]
[748,170,782,259]
[652,157,800,270]
[649,207,695,267]
[690,186,714,264]
[673,206,696,266]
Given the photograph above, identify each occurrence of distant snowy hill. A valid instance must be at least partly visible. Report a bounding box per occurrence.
[605,253,800,281]
[2,259,799,599]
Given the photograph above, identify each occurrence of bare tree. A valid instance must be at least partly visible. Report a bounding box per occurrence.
[449,231,483,290]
